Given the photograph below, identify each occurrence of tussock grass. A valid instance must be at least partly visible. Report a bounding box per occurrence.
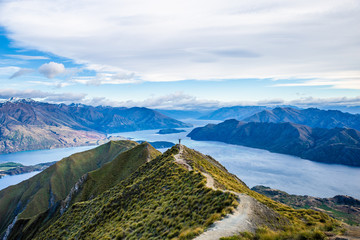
[35,146,238,240]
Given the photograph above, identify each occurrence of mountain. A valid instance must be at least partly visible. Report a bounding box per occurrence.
[244,107,360,131]
[0,140,138,237]
[0,99,191,153]
[0,142,343,240]
[187,119,360,166]
[199,106,270,120]
[252,185,360,226]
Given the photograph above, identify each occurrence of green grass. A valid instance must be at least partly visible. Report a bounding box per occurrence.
[0,140,138,237]
[180,146,342,238]
[252,186,360,226]
[73,142,162,203]
[36,146,238,240]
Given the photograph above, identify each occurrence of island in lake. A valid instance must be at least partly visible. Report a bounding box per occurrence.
[157,128,186,134]
[0,161,56,178]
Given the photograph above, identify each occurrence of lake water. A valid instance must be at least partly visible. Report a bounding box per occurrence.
[0,145,96,190]
[1,119,360,200]
[0,171,41,190]
[110,119,360,199]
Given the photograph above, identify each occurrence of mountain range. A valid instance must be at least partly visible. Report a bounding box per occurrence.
[199,106,270,120]
[187,119,360,166]
[244,107,360,131]
[0,141,344,239]
[0,98,190,153]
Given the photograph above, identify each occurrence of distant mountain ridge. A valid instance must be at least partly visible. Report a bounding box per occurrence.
[199,106,270,120]
[188,119,360,166]
[244,107,360,131]
[0,99,191,153]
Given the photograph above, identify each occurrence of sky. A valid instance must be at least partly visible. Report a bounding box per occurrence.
[0,0,359,110]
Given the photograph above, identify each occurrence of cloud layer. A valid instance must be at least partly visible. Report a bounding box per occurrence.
[0,0,359,88]
[2,88,360,114]
[0,89,86,103]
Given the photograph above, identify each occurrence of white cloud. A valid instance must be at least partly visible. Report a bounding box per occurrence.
[1,88,360,112]
[38,62,65,78]
[82,93,360,111]
[0,0,358,87]
[4,54,49,60]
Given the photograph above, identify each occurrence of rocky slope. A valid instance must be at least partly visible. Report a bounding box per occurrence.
[0,98,191,153]
[252,185,360,226]
[187,119,360,166]
[244,107,360,131]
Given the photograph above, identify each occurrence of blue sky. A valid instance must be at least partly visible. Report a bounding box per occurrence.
[0,0,359,110]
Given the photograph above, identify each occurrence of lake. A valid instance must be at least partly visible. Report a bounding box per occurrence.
[0,145,96,190]
[110,119,360,199]
[1,119,359,200]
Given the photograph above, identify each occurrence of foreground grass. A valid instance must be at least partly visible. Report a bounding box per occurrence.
[36,146,238,240]
[181,147,342,238]
[0,140,138,237]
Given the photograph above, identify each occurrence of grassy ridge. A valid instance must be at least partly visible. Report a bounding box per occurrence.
[0,140,138,237]
[180,147,342,238]
[36,146,238,240]
[73,142,162,203]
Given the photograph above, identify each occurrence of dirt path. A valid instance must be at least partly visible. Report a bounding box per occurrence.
[174,145,193,171]
[195,174,255,240]
[173,145,256,239]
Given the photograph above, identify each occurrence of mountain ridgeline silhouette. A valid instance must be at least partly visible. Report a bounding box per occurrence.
[244,107,360,131]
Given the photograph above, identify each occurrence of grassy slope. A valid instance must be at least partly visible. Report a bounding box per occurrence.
[179,147,342,239]
[252,185,360,226]
[6,142,162,240]
[35,146,239,240]
[0,140,138,237]
[7,144,342,240]
[73,142,162,203]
